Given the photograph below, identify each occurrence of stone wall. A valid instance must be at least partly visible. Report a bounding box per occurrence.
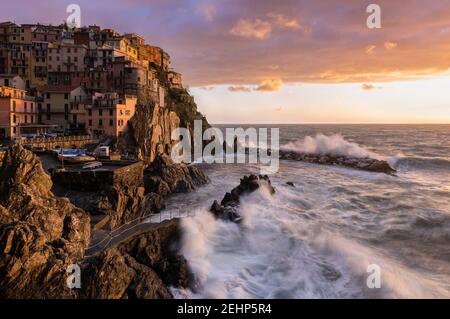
[16,135,97,149]
[52,161,144,191]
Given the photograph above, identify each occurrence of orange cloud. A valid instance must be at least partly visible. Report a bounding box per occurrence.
[268,13,301,30]
[230,19,272,39]
[256,79,283,91]
[361,84,381,90]
[365,45,376,55]
[384,41,398,50]
[228,85,252,92]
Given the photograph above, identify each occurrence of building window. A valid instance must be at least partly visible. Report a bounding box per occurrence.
[99,109,103,116]
[109,109,113,116]
[12,100,16,112]
[13,127,16,134]
[88,119,92,126]
[99,119,103,126]
[24,102,27,112]
[46,93,50,99]
[64,93,69,99]
[13,114,16,123]
[25,116,28,124]
[109,119,113,126]
[88,109,92,116]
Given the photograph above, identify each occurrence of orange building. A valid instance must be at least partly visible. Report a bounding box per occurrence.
[0,86,37,138]
[84,92,136,137]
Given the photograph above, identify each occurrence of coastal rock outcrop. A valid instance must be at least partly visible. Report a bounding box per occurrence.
[118,65,210,164]
[0,146,192,299]
[279,150,396,174]
[0,144,90,298]
[210,175,275,222]
[81,219,189,299]
[144,154,209,195]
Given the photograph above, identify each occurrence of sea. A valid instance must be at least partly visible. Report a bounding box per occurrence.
[166,124,450,299]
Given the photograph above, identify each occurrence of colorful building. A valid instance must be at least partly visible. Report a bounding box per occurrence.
[84,92,136,137]
[0,86,37,138]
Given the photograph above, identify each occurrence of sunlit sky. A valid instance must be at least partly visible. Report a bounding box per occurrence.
[2,0,450,123]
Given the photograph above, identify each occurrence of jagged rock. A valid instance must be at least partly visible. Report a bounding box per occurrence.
[144,154,209,195]
[81,219,188,299]
[210,175,275,222]
[104,186,166,230]
[0,144,90,298]
[279,150,396,174]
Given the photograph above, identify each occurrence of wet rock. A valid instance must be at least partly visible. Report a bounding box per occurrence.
[279,150,396,174]
[210,175,275,222]
[144,154,209,195]
[81,219,188,299]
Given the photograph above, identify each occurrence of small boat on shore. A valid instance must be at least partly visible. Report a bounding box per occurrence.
[31,147,46,154]
[82,161,103,169]
[64,155,96,164]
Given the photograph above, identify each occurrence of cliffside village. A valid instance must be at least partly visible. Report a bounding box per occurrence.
[0,22,183,141]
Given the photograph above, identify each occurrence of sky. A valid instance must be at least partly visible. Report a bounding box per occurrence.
[1,0,450,123]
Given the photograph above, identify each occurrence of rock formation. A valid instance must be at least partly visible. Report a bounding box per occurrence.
[0,145,191,299]
[279,150,396,174]
[210,175,275,222]
[81,219,189,299]
[118,64,210,164]
[144,154,209,195]
[0,144,90,298]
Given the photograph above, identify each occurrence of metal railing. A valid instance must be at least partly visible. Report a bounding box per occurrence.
[84,208,195,258]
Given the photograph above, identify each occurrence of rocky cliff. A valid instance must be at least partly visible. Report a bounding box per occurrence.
[118,64,210,164]
[0,144,90,298]
[0,145,191,299]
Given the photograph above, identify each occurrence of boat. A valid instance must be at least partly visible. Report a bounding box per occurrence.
[82,161,103,169]
[31,147,46,154]
[54,149,86,161]
[64,155,96,164]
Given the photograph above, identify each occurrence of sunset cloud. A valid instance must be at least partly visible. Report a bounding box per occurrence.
[361,84,381,91]
[384,41,398,50]
[228,79,283,92]
[256,79,283,92]
[198,3,217,22]
[268,13,301,30]
[230,18,272,39]
[3,0,450,87]
[365,45,376,55]
[228,85,252,92]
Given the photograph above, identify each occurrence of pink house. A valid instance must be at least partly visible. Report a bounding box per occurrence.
[84,92,136,138]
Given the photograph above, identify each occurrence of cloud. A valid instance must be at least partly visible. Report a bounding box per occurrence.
[384,41,398,50]
[198,4,217,22]
[228,85,253,92]
[230,18,272,39]
[361,84,381,91]
[228,79,283,92]
[268,13,301,30]
[365,45,376,55]
[256,79,283,91]
[197,86,216,91]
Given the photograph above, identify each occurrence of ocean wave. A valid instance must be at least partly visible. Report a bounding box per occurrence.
[389,155,450,171]
[281,134,383,160]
